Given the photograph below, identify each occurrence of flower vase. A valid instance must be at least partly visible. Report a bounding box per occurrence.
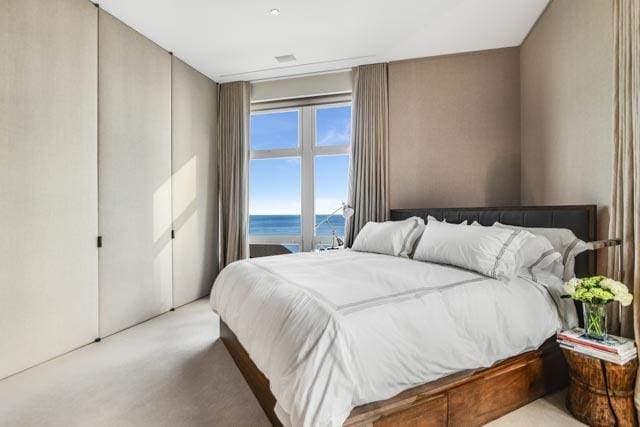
[583,302,607,340]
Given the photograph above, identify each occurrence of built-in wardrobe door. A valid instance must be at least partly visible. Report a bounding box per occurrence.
[98,10,172,337]
[172,58,218,306]
[0,0,98,379]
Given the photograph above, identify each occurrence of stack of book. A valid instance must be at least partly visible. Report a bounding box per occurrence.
[557,328,637,365]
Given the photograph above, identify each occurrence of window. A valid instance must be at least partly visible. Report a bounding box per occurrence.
[249,103,352,254]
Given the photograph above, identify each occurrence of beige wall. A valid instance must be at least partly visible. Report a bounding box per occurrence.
[0,0,98,379]
[98,10,173,337]
[520,0,614,250]
[388,47,521,209]
[172,57,219,307]
[1,2,218,377]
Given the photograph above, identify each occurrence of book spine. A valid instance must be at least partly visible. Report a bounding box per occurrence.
[559,343,636,364]
[557,336,618,353]
[560,341,637,358]
[557,334,632,354]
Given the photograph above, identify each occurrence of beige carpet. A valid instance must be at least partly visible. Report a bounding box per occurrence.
[486,388,584,427]
[0,299,584,426]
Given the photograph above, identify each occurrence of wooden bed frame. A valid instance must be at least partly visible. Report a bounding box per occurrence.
[220,205,596,426]
[222,321,567,426]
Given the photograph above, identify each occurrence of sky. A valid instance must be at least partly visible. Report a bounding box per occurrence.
[249,106,351,215]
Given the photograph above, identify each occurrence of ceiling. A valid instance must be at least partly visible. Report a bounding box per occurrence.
[92,0,549,83]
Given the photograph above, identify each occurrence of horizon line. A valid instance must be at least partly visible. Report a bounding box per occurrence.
[249,213,343,216]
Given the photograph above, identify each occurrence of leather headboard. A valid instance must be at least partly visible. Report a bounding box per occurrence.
[390,205,596,278]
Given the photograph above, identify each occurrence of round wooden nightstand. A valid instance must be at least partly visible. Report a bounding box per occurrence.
[562,348,638,426]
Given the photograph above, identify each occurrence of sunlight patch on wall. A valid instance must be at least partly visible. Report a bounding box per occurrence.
[172,156,198,221]
[153,174,173,243]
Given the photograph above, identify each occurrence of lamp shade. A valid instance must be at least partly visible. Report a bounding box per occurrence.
[341,202,354,218]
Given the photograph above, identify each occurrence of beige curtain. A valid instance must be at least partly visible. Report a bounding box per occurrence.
[608,0,639,414]
[345,63,390,246]
[218,81,250,268]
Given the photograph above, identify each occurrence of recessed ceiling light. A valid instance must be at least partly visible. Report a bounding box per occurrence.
[269,8,280,16]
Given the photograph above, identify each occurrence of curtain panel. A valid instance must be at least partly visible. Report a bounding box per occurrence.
[345,63,390,246]
[218,81,250,268]
[608,0,639,414]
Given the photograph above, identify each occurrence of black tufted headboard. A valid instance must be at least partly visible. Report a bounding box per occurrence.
[390,205,596,278]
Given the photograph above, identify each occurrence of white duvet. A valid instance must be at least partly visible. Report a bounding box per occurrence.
[210,250,577,427]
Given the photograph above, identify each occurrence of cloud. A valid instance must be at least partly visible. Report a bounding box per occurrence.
[249,197,346,216]
[250,199,301,215]
[318,118,351,146]
[315,197,345,215]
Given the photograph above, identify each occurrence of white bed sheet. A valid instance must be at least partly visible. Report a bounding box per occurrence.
[210,250,577,427]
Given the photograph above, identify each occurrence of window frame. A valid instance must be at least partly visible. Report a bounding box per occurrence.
[249,101,352,252]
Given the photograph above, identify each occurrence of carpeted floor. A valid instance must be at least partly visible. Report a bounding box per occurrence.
[0,299,584,426]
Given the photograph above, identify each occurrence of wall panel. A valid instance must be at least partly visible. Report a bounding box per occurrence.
[0,0,98,379]
[520,0,614,270]
[388,48,521,209]
[171,57,218,306]
[98,10,172,336]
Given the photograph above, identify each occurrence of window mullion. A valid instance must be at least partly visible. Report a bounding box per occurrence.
[301,106,315,252]
[313,145,351,156]
[250,148,301,160]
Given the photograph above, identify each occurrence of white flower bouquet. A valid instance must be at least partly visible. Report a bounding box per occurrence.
[562,276,633,340]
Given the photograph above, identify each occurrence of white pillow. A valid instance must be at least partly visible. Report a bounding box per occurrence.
[472,222,561,271]
[352,217,425,258]
[493,222,588,280]
[414,217,467,257]
[413,220,534,280]
[518,235,561,271]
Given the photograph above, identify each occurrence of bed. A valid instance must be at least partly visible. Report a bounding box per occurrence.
[211,205,596,427]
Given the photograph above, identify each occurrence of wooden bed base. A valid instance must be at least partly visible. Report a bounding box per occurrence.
[221,320,568,426]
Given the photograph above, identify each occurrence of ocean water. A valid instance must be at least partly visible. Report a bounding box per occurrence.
[249,215,346,238]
